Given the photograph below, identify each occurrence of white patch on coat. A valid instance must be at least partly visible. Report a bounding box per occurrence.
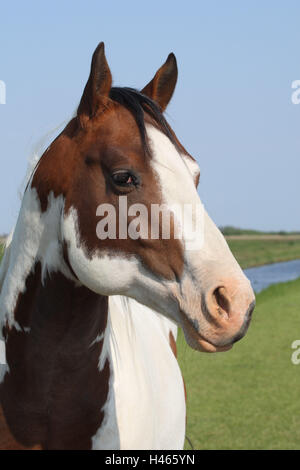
[147,124,250,276]
[182,154,200,184]
[63,207,182,325]
[92,296,185,450]
[0,186,75,337]
[147,125,205,252]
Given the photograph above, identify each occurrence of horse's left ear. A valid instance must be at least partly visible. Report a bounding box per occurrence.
[77,42,112,126]
[141,53,178,111]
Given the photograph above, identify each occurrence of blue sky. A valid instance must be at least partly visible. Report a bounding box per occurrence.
[0,1,299,233]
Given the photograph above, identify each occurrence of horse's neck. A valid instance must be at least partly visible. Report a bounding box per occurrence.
[0,184,109,369]
[0,185,181,449]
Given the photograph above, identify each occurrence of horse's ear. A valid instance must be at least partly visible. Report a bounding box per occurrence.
[141,53,178,111]
[77,42,112,125]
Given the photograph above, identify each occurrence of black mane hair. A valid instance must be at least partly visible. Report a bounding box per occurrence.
[109,87,180,154]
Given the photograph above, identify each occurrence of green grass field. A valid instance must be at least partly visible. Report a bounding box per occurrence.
[227,238,300,268]
[178,279,300,449]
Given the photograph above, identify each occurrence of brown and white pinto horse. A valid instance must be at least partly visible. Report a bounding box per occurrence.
[0,43,255,450]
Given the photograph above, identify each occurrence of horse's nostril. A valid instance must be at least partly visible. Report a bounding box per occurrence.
[213,286,231,316]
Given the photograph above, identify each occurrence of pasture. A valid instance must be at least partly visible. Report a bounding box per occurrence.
[227,236,300,269]
[178,279,300,449]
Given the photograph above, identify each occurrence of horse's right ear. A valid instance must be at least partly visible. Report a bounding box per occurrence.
[77,42,112,126]
[141,53,178,111]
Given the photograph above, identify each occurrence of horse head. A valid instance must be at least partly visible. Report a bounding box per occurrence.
[10,43,255,353]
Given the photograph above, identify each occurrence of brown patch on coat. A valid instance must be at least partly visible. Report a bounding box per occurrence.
[0,405,42,450]
[0,263,110,450]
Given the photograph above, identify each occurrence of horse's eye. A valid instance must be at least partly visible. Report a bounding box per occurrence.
[111,170,138,187]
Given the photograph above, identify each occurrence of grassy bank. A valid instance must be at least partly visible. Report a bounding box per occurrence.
[227,237,300,268]
[220,226,300,237]
[178,278,300,449]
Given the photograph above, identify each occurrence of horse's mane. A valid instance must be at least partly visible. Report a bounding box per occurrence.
[109,87,180,154]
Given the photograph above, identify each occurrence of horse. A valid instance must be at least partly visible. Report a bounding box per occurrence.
[0,42,255,450]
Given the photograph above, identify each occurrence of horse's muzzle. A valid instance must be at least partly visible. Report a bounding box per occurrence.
[180,278,256,352]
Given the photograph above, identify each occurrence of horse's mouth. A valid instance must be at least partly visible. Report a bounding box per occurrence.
[180,313,233,353]
[191,335,233,353]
